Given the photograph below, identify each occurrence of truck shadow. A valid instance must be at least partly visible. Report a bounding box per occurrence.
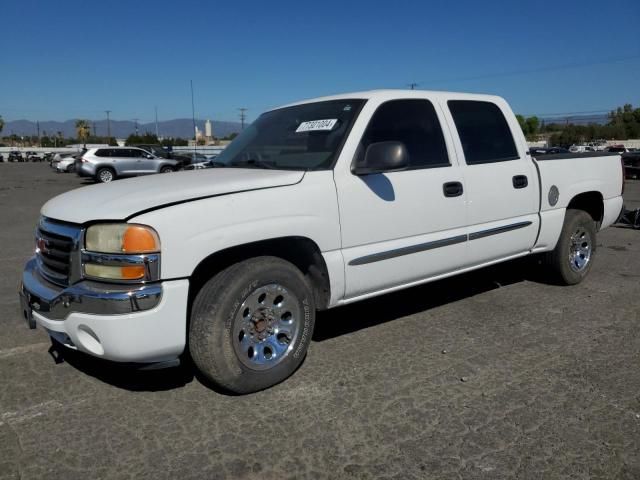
[313,256,546,342]
[52,256,546,392]
[49,342,195,392]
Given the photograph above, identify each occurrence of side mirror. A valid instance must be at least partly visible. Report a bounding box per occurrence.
[353,141,409,175]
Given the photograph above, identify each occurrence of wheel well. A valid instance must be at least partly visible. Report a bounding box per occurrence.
[188,237,331,312]
[566,191,604,228]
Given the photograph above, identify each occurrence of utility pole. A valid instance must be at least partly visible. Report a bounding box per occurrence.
[92,122,97,137]
[407,82,419,90]
[133,118,139,135]
[36,121,40,146]
[105,110,111,142]
[155,106,159,139]
[238,108,247,130]
[190,80,197,153]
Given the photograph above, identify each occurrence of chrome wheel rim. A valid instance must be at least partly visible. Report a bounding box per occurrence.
[232,284,301,371]
[568,227,592,272]
[99,170,113,182]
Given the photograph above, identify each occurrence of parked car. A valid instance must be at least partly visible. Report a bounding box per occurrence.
[8,151,23,162]
[569,145,595,153]
[532,146,571,156]
[55,156,77,173]
[25,151,43,162]
[133,144,192,167]
[545,147,570,155]
[183,157,224,170]
[607,145,629,154]
[19,90,624,393]
[622,151,640,178]
[50,152,76,169]
[529,147,548,155]
[76,147,180,183]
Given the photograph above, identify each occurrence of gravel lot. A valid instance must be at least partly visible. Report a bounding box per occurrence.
[1,163,639,480]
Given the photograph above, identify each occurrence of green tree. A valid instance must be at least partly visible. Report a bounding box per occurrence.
[525,116,540,137]
[125,132,158,145]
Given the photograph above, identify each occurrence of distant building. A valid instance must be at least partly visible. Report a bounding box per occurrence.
[205,119,213,140]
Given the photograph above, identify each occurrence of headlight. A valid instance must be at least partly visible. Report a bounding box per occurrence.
[83,224,160,282]
[85,224,160,254]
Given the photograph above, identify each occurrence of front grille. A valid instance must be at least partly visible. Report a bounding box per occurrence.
[35,219,81,286]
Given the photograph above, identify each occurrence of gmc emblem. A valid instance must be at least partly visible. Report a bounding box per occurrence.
[36,237,49,254]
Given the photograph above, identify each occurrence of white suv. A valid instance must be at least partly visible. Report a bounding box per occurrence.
[77,147,180,183]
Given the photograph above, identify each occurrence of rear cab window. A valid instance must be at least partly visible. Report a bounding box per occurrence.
[448,100,519,165]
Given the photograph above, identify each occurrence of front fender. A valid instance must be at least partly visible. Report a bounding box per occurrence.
[131,171,341,279]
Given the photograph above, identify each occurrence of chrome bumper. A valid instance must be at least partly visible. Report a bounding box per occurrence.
[19,257,162,324]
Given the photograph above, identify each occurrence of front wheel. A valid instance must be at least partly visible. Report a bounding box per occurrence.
[189,256,316,394]
[544,209,596,285]
[160,165,174,174]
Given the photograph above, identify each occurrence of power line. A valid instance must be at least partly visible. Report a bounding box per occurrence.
[417,53,640,86]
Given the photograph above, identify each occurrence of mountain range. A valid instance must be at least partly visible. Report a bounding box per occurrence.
[1,119,243,139]
[2,113,610,139]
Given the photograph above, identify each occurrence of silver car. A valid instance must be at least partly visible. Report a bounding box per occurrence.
[77,147,179,183]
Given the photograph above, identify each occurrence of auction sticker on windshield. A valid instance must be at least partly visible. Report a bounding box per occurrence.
[295,119,338,133]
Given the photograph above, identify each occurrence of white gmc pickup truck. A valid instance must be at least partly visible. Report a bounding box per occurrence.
[19,90,624,393]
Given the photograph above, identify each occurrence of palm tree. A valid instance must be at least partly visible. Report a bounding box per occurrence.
[75,120,90,147]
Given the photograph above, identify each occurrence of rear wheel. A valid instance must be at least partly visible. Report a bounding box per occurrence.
[66,164,75,173]
[544,209,596,285]
[189,256,316,394]
[96,167,115,183]
[160,165,174,174]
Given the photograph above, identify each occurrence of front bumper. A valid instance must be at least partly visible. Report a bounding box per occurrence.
[19,257,188,363]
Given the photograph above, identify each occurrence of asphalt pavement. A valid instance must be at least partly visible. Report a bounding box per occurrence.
[1,163,639,479]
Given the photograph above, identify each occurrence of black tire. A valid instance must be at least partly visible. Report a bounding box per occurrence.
[189,256,316,394]
[66,164,75,173]
[544,209,597,285]
[159,165,174,174]
[96,167,115,183]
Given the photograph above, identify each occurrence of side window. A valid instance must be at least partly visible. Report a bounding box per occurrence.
[448,100,519,164]
[115,149,131,158]
[95,149,106,157]
[356,99,449,169]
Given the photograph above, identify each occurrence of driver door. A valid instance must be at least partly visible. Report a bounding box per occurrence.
[334,97,469,299]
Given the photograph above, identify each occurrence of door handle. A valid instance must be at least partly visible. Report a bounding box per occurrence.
[512,175,528,189]
[443,181,463,197]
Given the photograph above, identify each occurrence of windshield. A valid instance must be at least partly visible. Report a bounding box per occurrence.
[215,99,365,170]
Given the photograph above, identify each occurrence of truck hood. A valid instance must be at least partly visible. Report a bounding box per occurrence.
[41,168,305,224]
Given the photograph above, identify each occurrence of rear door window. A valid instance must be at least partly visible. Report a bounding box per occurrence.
[448,100,519,164]
[356,99,450,169]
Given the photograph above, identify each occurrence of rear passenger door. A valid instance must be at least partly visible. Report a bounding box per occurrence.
[335,97,469,299]
[444,98,540,265]
[111,149,136,175]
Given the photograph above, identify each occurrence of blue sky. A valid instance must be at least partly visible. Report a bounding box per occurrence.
[1,0,639,123]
